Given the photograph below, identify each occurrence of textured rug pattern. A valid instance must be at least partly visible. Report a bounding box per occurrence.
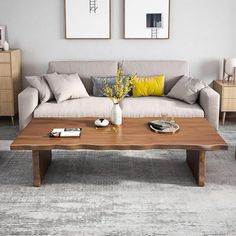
[0,124,19,140]
[0,149,236,235]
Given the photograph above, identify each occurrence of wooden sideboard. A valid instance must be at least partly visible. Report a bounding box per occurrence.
[0,49,21,125]
[213,80,236,125]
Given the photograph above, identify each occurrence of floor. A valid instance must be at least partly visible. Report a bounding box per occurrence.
[0,117,236,235]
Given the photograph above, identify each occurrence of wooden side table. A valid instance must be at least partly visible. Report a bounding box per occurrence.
[0,49,21,125]
[213,80,236,125]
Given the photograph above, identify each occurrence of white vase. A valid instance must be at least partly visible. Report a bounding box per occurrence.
[3,41,9,51]
[111,103,122,125]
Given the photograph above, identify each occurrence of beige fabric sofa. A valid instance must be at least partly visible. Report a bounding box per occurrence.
[18,60,219,130]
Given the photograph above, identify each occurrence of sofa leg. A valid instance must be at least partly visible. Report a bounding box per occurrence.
[222,112,226,125]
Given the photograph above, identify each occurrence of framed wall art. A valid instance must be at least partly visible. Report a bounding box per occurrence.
[65,0,111,39]
[0,25,6,50]
[124,0,170,39]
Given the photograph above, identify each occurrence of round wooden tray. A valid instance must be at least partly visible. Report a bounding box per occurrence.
[149,121,180,134]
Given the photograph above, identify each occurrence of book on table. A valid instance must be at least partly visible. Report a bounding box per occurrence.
[49,128,82,138]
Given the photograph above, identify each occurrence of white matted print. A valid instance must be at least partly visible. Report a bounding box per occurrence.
[124,0,170,39]
[65,0,110,39]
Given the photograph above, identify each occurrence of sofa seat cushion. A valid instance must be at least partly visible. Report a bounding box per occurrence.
[34,97,113,118]
[120,97,204,118]
[34,96,204,119]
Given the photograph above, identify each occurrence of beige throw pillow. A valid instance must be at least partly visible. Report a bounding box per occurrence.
[26,75,54,104]
[167,76,208,104]
[44,73,89,103]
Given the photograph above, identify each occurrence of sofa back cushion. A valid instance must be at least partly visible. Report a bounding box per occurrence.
[25,75,54,104]
[132,75,165,97]
[47,61,118,95]
[44,73,89,103]
[122,61,189,94]
[166,76,208,104]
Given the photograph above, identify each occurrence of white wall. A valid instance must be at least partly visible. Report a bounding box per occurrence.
[0,0,235,86]
[234,1,236,57]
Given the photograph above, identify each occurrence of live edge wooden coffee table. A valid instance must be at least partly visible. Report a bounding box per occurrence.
[11,118,228,187]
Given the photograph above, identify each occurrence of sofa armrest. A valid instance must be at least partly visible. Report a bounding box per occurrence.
[199,86,220,130]
[18,87,39,130]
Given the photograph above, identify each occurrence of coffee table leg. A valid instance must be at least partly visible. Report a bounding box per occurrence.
[32,150,52,187]
[186,150,206,187]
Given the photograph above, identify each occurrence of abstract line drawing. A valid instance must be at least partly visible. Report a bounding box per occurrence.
[146,13,162,38]
[89,0,98,13]
[124,0,170,39]
[151,28,158,38]
[65,0,110,39]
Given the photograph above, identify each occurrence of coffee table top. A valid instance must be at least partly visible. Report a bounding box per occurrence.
[11,118,228,151]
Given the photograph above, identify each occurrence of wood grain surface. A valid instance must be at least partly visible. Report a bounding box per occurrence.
[11,118,228,151]
[33,150,52,187]
[0,49,21,123]
[186,150,206,187]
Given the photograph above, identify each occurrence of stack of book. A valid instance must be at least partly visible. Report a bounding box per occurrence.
[49,128,82,138]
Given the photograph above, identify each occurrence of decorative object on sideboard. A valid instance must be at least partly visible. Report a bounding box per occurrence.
[0,25,6,50]
[124,0,170,39]
[223,58,236,82]
[3,40,9,51]
[103,68,135,125]
[65,0,111,39]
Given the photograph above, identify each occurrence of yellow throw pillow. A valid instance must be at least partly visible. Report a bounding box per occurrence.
[133,75,165,97]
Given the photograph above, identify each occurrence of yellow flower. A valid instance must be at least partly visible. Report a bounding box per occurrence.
[103,68,135,104]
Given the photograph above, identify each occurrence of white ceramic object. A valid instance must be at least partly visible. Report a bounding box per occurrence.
[225,58,236,75]
[94,118,109,127]
[3,41,9,51]
[111,103,122,125]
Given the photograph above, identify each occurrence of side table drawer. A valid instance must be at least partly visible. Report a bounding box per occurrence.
[0,53,11,63]
[0,77,12,89]
[222,99,236,111]
[0,90,14,102]
[224,87,236,99]
[0,64,11,76]
[0,102,14,115]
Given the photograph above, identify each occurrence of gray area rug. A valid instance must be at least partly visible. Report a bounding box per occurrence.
[0,117,19,140]
[0,124,19,140]
[0,149,236,235]
[0,121,236,235]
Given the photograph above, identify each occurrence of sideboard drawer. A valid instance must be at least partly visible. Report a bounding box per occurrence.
[222,99,236,111]
[0,102,14,115]
[0,77,12,89]
[0,90,14,102]
[223,87,236,99]
[0,64,11,76]
[0,53,11,63]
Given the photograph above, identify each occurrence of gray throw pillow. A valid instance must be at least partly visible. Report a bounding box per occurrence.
[167,76,208,104]
[92,76,131,97]
[44,73,89,103]
[26,75,54,104]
